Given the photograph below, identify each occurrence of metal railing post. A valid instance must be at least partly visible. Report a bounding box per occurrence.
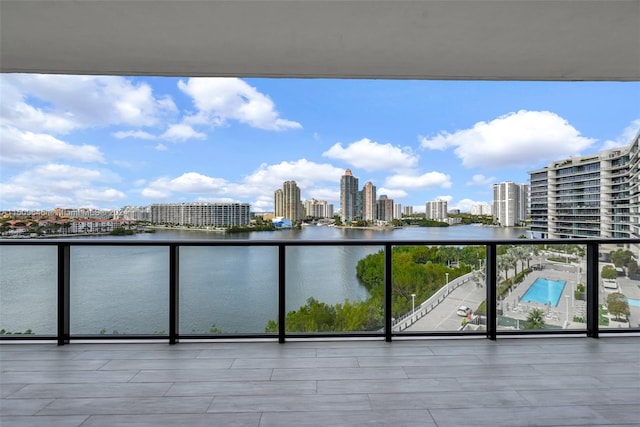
[486,243,497,340]
[384,243,393,342]
[278,244,286,343]
[57,244,70,345]
[586,242,599,338]
[169,244,179,345]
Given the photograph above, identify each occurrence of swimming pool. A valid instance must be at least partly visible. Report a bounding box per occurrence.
[521,278,566,307]
[628,298,640,308]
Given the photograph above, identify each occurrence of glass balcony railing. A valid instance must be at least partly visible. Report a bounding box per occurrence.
[0,238,638,344]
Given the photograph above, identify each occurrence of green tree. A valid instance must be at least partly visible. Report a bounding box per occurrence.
[601,265,617,280]
[609,249,633,268]
[523,308,546,329]
[606,293,630,322]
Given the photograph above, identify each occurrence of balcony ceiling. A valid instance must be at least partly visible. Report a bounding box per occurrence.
[1,0,639,81]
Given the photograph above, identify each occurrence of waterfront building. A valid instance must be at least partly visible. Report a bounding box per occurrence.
[150,203,250,227]
[274,181,304,223]
[376,195,394,222]
[425,199,448,221]
[304,199,334,219]
[394,203,402,219]
[362,181,377,221]
[118,205,151,221]
[340,169,359,223]
[403,206,414,216]
[529,133,639,247]
[493,181,527,227]
[471,203,493,216]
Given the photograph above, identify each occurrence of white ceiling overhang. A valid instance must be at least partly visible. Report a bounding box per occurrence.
[1,0,639,81]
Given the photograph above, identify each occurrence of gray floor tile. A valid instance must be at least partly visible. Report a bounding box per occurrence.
[428,405,611,426]
[130,368,273,382]
[0,415,89,427]
[1,370,139,384]
[166,380,317,396]
[0,383,26,398]
[368,390,529,410]
[38,396,213,415]
[10,382,173,398]
[99,358,234,370]
[0,398,54,416]
[80,413,261,427]
[317,378,461,394]
[591,404,640,424]
[231,356,358,368]
[259,409,437,427]
[207,393,371,412]
[518,388,640,406]
[0,359,109,371]
[270,366,407,381]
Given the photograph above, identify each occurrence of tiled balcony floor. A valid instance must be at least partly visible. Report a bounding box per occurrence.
[1,337,639,426]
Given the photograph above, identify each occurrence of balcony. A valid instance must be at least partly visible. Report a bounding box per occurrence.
[2,238,639,344]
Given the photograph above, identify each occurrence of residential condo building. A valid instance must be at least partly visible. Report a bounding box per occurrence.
[274,181,304,223]
[425,200,448,221]
[340,169,359,223]
[362,181,377,221]
[150,203,250,227]
[528,133,639,250]
[493,181,528,227]
[376,195,394,222]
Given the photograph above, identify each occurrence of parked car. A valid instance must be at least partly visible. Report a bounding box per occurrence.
[456,306,472,316]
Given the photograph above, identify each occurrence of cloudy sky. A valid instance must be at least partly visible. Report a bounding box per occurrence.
[1,75,638,213]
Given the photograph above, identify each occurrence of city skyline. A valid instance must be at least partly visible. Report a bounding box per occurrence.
[1,75,638,212]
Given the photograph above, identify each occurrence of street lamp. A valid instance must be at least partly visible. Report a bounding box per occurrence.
[411,293,416,323]
[445,272,449,292]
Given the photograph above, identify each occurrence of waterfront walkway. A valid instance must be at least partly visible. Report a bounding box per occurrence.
[1,337,639,426]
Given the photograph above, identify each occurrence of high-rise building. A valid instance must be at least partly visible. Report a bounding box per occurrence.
[274,189,284,217]
[304,199,334,219]
[529,133,639,245]
[340,169,359,223]
[274,181,303,222]
[425,199,448,221]
[150,203,250,227]
[376,195,394,221]
[471,203,493,216]
[362,181,377,221]
[394,203,402,219]
[403,206,414,216]
[493,181,527,227]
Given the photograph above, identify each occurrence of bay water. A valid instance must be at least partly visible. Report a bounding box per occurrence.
[0,225,524,335]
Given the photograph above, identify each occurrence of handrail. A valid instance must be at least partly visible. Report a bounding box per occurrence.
[1,237,638,344]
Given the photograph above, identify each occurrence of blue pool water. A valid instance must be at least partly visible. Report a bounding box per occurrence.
[628,298,640,308]
[521,278,566,307]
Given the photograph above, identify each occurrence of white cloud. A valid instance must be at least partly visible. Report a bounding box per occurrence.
[0,163,125,209]
[466,174,496,187]
[178,77,301,131]
[154,143,168,151]
[1,74,177,133]
[384,171,452,189]
[601,119,640,150]
[322,138,419,172]
[113,130,157,140]
[376,188,409,200]
[0,127,104,165]
[419,110,596,169]
[160,124,207,141]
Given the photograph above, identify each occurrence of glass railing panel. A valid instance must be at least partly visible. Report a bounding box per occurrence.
[0,245,57,336]
[393,245,486,333]
[179,246,278,335]
[70,246,169,335]
[283,245,382,334]
[599,244,640,330]
[497,243,587,332]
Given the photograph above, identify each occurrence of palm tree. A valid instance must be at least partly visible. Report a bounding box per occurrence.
[524,308,546,329]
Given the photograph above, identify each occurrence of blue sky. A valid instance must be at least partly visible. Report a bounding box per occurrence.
[1,75,638,213]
